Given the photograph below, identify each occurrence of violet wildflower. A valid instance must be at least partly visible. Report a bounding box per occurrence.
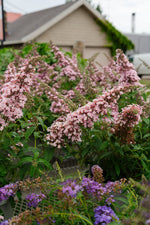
[81,177,107,200]
[26,193,46,208]
[0,221,9,225]
[94,205,119,225]
[146,219,150,225]
[0,183,18,202]
[62,180,82,198]
[105,195,115,205]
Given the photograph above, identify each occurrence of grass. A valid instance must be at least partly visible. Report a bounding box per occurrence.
[140,79,150,88]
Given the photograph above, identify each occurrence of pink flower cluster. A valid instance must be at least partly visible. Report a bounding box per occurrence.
[0,56,37,130]
[88,49,142,90]
[116,49,142,87]
[113,104,143,144]
[48,45,143,116]
[46,88,71,115]
[115,104,143,128]
[45,85,134,147]
[51,42,81,81]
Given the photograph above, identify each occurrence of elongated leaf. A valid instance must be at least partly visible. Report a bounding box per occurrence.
[37,116,47,130]
[44,148,54,161]
[143,118,150,125]
[115,196,128,204]
[34,151,39,159]
[38,158,52,169]
[21,122,33,129]
[26,147,40,153]
[25,126,36,139]
[100,151,112,159]
[53,212,93,225]
[115,164,120,177]
[19,157,33,164]
[143,133,150,139]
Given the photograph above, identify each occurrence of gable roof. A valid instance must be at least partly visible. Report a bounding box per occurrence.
[5,0,104,45]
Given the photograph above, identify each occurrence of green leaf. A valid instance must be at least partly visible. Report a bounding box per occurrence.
[37,116,47,130]
[53,212,93,225]
[115,196,129,205]
[34,151,39,159]
[25,126,36,139]
[115,164,120,177]
[21,122,33,129]
[26,146,40,152]
[143,133,150,139]
[99,141,108,150]
[38,159,52,169]
[19,157,33,164]
[34,131,40,139]
[100,151,112,159]
[44,148,54,161]
[143,118,150,125]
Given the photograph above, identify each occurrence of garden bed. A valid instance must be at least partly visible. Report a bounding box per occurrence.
[0,43,149,224]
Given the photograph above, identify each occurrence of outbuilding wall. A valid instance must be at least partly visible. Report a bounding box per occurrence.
[35,6,112,65]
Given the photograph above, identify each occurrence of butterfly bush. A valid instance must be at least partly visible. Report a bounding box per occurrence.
[94,205,119,225]
[62,180,82,198]
[0,183,18,202]
[59,170,123,205]
[113,104,143,144]
[0,42,143,131]
[50,42,81,81]
[0,171,128,225]
[45,85,142,147]
[26,193,46,208]
[91,165,104,183]
[0,43,144,149]
[44,46,144,147]
[0,54,41,130]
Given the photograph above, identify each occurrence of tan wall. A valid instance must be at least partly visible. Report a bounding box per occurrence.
[35,5,111,64]
[84,47,111,66]
[35,6,110,47]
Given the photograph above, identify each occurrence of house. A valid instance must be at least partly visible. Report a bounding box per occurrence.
[3,0,134,64]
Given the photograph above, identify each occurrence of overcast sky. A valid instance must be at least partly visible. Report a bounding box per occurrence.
[2,0,150,34]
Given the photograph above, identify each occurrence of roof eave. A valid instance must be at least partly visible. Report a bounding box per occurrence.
[4,40,24,45]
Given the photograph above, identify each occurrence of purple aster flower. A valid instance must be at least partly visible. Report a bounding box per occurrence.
[146,219,150,225]
[62,181,82,198]
[94,205,119,225]
[0,220,9,225]
[26,193,46,208]
[105,195,115,205]
[0,183,18,203]
[81,177,107,200]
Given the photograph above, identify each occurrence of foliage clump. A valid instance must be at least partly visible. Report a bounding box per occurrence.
[96,19,134,55]
[0,42,149,187]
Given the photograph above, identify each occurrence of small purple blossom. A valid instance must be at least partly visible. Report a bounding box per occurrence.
[0,220,9,225]
[94,205,119,225]
[146,219,150,225]
[0,183,18,202]
[62,180,82,198]
[26,193,46,208]
[105,195,115,205]
[81,177,107,200]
